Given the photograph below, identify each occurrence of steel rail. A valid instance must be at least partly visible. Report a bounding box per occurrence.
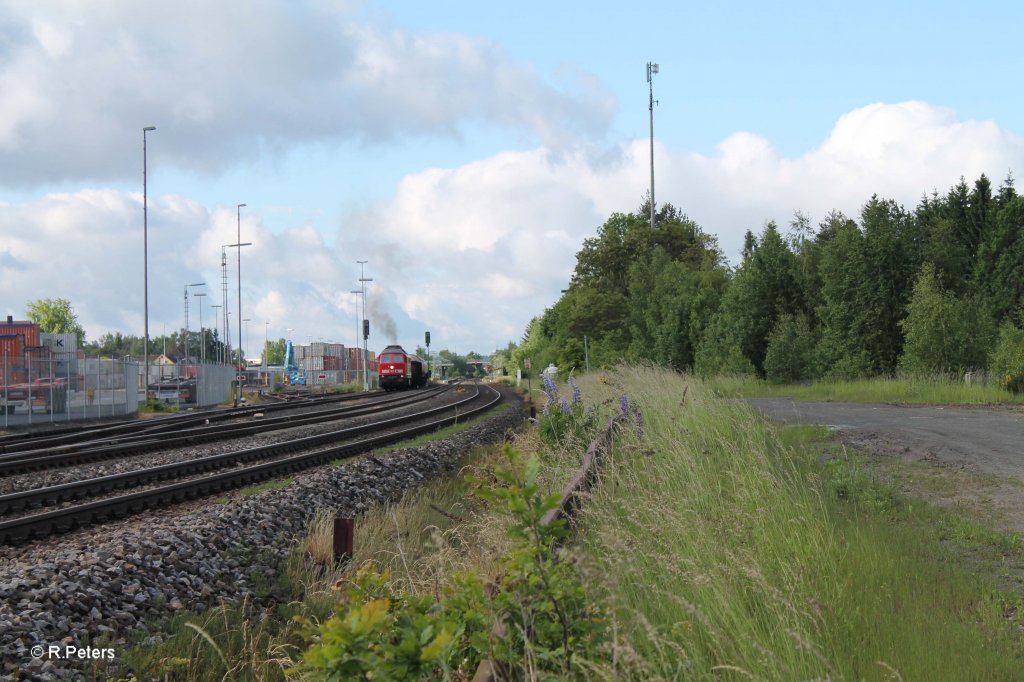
[0,386,452,475]
[0,384,502,545]
[0,388,390,455]
[0,384,477,515]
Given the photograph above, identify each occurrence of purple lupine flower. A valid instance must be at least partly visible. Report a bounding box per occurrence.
[568,374,581,406]
[560,397,570,414]
[634,407,644,439]
[542,374,558,407]
[619,393,629,416]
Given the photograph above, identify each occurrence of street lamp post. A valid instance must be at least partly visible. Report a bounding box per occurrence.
[264,321,270,386]
[229,203,251,406]
[210,304,222,362]
[357,260,372,391]
[142,125,156,392]
[194,292,207,364]
[243,318,251,374]
[350,290,361,385]
[183,283,204,370]
[646,61,659,230]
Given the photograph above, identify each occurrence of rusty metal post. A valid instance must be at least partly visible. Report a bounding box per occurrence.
[333,517,354,562]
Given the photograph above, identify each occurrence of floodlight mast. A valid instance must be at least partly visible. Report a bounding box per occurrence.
[646,61,659,230]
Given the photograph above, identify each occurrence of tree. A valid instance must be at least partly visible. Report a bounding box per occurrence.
[898,264,993,374]
[713,221,802,375]
[764,314,817,383]
[265,338,287,365]
[26,298,86,341]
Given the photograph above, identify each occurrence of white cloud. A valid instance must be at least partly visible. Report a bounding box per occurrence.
[0,101,1021,355]
[0,0,614,186]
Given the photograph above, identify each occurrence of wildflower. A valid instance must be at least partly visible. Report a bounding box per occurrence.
[542,374,558,408]
[634,407,644,439]
[567,374,581,406]
[619,393,629,416]
[560,397,570,414]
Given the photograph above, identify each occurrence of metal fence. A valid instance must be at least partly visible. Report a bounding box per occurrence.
[1,354,140,428]
[0,354,238,429]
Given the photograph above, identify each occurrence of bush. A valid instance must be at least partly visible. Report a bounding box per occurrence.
[694,314,755,377]
[537,374,596,448]
[299,445,609,680]
[898,264,994,375]
[764,313,817,383]
[989,322,1024,394]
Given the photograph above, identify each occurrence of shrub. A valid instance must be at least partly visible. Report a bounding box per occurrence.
[989,322,1024,394]
[764,313,817,383]
[537,374,596,448]
[898,264,994,374]
[300,445,609,680]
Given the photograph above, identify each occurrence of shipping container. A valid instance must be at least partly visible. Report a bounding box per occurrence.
[323,355,341,371]
[0,320,40,349]
[41,333,79,354]
[0,335,23,364]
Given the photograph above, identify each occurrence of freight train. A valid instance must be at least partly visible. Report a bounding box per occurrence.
[378,345,429,390]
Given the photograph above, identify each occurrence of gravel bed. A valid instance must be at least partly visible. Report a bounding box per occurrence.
[0,394,523,680]
[0,388,465,497]
[0,387,495,520]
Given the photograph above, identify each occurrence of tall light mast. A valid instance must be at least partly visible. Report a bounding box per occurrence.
[646,61,659,230]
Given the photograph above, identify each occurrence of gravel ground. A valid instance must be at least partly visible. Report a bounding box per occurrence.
[0,392,522,680]
[0,387,466,496]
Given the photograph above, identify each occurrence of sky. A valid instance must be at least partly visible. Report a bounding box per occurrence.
[1,0,1022,359]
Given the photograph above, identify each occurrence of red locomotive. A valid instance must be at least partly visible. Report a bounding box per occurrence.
[378,345,429,390]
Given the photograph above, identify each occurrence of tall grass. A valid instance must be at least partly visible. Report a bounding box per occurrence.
[575,366,1024,679]
[710,373,1024,405]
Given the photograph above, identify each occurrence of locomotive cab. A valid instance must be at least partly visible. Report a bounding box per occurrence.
[379,344,428,391]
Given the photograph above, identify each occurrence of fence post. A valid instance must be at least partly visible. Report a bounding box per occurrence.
[333,517,354,562]
[27,350,32,427]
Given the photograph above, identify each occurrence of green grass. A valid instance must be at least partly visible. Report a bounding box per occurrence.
[123,367,1024,680]
[120,430,518,681]
[367,401,512,457]
[238,477,294,497]
[574,366,1024,680]
[709,373,1024,405]
[139,399,179,414]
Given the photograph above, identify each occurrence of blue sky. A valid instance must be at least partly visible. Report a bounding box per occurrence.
[1,0,1022,359]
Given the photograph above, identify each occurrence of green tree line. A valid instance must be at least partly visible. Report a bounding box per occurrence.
[514,173,1024,387]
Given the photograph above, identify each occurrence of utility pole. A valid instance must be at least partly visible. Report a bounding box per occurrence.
[357,260,372,391]
[646,61,659,230]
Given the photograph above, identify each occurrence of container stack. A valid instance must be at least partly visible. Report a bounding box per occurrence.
[41,333,79,383]
[301,342,346,376]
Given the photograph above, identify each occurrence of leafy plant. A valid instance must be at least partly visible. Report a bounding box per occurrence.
[300,444,609,680]
[537,374,596,448]
[990,321,1024,394]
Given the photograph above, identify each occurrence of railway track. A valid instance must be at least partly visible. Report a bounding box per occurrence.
[0,388,375,455]
[0,386,451,475]
[0,383,502,545]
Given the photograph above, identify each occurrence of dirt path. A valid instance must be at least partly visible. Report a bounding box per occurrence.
[749,397,1024,531]
[749,398,1024,475]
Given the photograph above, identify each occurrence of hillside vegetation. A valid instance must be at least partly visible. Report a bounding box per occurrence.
[498,174,1024,393]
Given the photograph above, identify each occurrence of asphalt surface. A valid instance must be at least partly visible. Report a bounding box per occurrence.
[748,398,1024,479]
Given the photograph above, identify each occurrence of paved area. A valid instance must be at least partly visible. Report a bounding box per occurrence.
[748,398,1024,479]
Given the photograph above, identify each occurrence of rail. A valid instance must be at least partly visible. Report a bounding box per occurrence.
[0,384,501,544]
[472,413,625,682]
